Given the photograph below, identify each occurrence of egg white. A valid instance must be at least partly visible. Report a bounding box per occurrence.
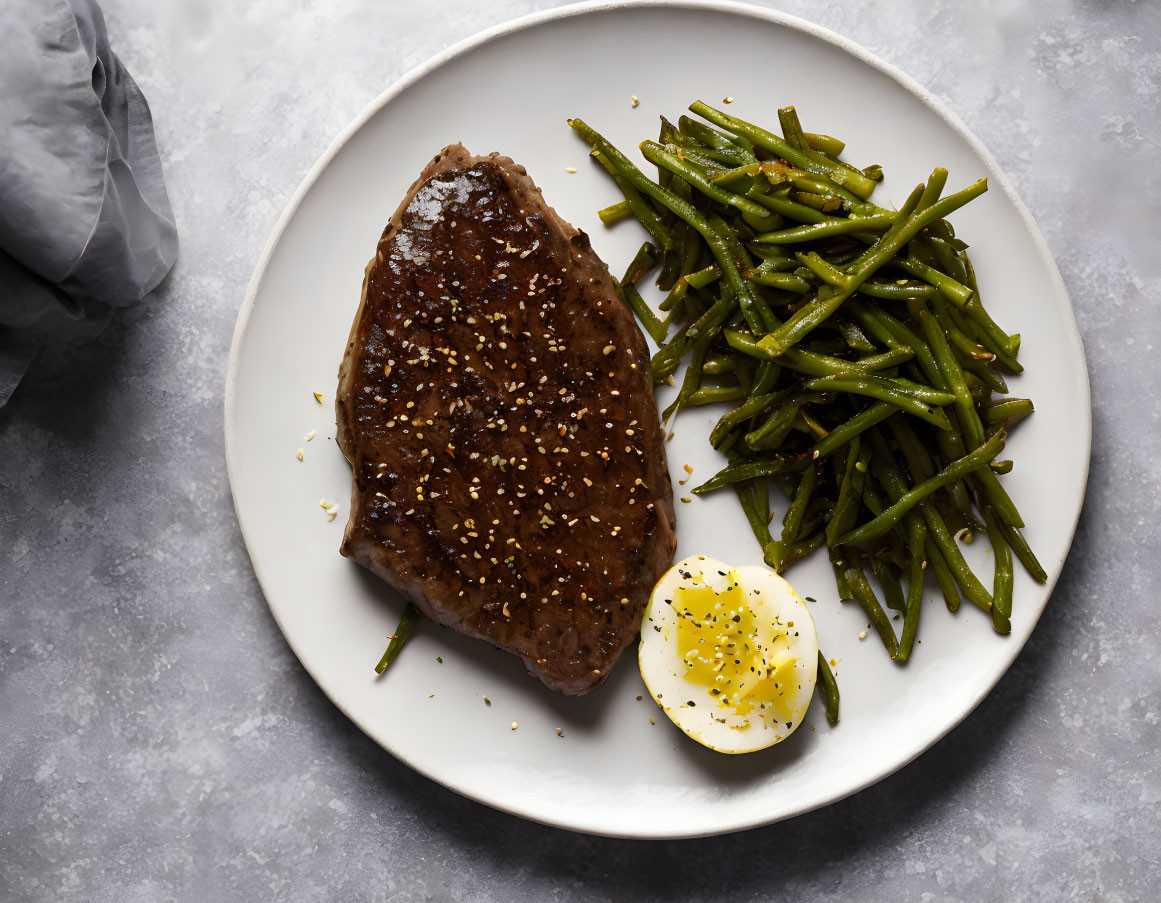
[639,555,819,754]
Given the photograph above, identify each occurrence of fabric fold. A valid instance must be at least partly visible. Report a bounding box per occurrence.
[0,0,178,407]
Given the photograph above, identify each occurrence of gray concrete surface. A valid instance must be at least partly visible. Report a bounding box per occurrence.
[2,1,1158,900]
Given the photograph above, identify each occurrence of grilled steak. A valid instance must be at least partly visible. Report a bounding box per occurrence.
[336,144,677,695]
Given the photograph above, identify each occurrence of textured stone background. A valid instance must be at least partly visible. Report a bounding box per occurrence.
[2,1,1159,900]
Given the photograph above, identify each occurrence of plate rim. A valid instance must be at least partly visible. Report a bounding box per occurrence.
[224,0,1092,838]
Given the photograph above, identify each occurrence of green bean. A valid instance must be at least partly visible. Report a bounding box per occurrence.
[935,294,995,360]
[809,402,895,459]
[678,114,756,155]
[742,268,812,292]
[688,385,747,406]
[803,374,954,429]
[887,255,970,308]
[782,462,819,543]
[983,504,1013,634]
[870,555,907,612]
[985,397,1035,425]
[702,354,735,376]
[794,252,854,289]
[956,251,1021,358]
[640,141,780,223]
[898,417,978,532]
[835,319,878,354]
[910,299,986,449]
[598,200,633,225]
[797,406,831,441]
[895,256,974,307]
[770,530,826,572]
[805,132,845,157]
[744,183,838,224]
[709,389,789,447]
[760,177,987,356]
[968,467,1025,529]
[960,354,1009,395]
[657,176,696,290]
[692,456,801,493]
[750,360,780,395]
[844,561,899,656]
[856,279,937,301]
[777,105,810,150]
[374,603,422,674]
[745,391,816,450]
[691,101,878,199]
[792,191,842,213]
[816,651,840,725]
[663,327,717,419]
[756,213,896,244]
[724,329,913,376]
[659,114,689,148]
[916,167,948,210]
[865,306,944,388]
[735,473,774,549]
[617,280,666,345]
[845,298,901,348]
[925,534,962,612]
[579,102,1036,665]
[838,430,1005,545]
[671,143,743,172]
[927,425,980,525]
[572,119,771,334]
[621,241,661,286]
[888,377,959,404]
[868,431,994,614]
[826,439,870,547]
[774,114,881,213]
[949,300,1023,374]
[659,263,722,313]
[999,519,1047,583]
[925,503,994,614]
[894,516,928,661]
[709,161,763,185]
[589,149,674,251]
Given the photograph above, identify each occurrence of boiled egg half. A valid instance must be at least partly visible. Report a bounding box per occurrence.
[639,555,818,754]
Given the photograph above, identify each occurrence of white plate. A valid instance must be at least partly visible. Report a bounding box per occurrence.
[225,0,1090,838]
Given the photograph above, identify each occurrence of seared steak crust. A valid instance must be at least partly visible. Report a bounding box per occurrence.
[336,144,676,695]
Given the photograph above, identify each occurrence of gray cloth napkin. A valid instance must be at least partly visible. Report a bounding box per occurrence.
[0,0,178,407]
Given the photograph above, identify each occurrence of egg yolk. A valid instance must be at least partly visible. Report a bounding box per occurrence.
[672,570,799,723]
